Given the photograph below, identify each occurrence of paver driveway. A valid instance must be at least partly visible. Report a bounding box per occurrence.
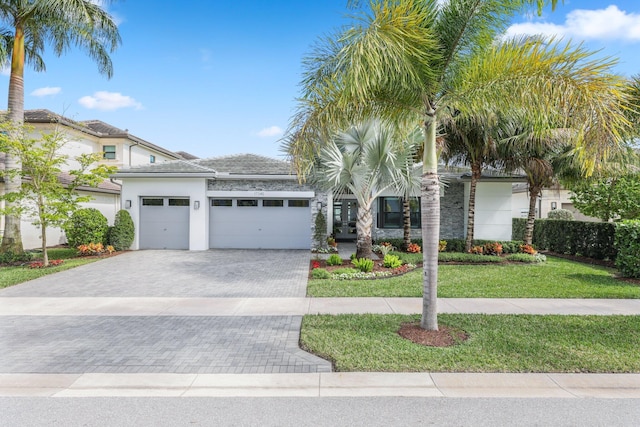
[0,250,332,374]
[0,250,310,298]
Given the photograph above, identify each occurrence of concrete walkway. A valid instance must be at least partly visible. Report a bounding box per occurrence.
[2,248,640,398]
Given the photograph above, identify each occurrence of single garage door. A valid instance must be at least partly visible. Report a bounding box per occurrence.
[139,197,190,249]
[209,197,311,249]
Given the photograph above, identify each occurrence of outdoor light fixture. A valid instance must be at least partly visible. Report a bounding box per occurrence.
[551,202,557,210]
[194,200,200,210]
[125,200,131,209]
[317,201,323,210]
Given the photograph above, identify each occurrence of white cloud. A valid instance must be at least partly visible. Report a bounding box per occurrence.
[78,91,142,111]
[31,86,61,97]
[506,5,640,41]
[257,126,283,138]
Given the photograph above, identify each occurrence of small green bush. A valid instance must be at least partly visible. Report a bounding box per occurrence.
[615,220,640,278]
[547,208,574,220]
[64,208,109,247]
[311,268,331,279]
[352,257,374,272]
[390,251,423,265]
[505,253,546,263]
[0,250,33,264]
[108,209,134,251]
[383,254,403,268]
[327,254,343,266]
[438,252,503,263]
[332,267,359,275]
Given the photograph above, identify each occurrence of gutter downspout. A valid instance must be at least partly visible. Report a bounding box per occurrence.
[128,140,139,166]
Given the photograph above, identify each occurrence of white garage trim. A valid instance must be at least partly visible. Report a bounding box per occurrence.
[207,190,315,198]
[209,196,311,249]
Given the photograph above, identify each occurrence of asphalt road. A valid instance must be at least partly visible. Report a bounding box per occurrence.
[2,397,640,427]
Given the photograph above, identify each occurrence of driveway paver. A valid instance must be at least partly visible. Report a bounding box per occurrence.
[0,250,332,374]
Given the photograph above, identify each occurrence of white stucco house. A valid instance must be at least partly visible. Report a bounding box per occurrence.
[0,109,184,249]
[511,183,601,222]
[114,154,525,251]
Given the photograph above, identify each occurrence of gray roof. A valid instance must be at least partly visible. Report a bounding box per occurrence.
[22,109,182,160]
[115,153,294,177]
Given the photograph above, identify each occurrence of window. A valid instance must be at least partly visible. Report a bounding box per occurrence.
[263,199,284,207]
[212,199,232,207]
[142,198,164,206]
[168,198,189,207]
[237,199,258,207]
[103,145,116,160]
[378,197,421,229]
[288,200,309,208]
[150,155,156,163]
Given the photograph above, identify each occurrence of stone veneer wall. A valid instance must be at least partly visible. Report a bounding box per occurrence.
[371,181,465,241]
[208,179,328,249]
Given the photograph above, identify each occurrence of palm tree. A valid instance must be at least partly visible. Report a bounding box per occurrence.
[284,2,630,331]
[313,119,416,259]
[0,0,121,253]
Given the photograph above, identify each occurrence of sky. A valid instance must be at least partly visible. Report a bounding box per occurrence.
[1,0,640,160]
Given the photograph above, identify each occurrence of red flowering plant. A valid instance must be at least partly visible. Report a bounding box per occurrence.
[311,260,321,269]
[28,259,63,269]
[406,243,421,253]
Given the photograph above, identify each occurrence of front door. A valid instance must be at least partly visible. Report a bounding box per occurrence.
[333,200,357,240]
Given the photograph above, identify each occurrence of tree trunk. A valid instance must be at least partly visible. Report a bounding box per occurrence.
[1,23,25,254]
[420,172,440,331]
[420,107,439,331]
[41,221,48,267]
[355,203,373,259]
[464,161,482,252]
[524,185,541,245]
[402,197,411,250]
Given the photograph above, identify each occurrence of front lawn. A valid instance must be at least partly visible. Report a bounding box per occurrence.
[0,248,100,289]
[301,313,640,372]
[307,256,640,298]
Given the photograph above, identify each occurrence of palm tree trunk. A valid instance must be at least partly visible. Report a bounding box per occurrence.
[420,109,439,331]
[1,24,25,253]
[402,197,411,250]
[355,204,373,259]
[524,184,541,245]
[464,161,482,252]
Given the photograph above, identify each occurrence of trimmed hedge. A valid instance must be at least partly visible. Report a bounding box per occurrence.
[64,208,109,247]
[108,209,135,251]
[513,218,617,260]
[615,220,640,278]
[375,238,523,254]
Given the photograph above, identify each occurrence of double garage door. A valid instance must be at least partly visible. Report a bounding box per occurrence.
[209,197,311,249]
[139,197,190,250]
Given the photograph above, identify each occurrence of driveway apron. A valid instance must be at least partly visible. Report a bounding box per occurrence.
[0,250,331,374]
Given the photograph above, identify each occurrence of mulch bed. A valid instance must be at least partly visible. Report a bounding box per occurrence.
[310,259,415,277]
[398,322,469,348]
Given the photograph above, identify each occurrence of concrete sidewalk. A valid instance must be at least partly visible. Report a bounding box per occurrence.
[2,297,640,316]
[2,372,640,398]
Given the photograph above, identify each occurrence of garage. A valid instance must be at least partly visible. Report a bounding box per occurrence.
[139,197,190,249]
[209,197,311,249]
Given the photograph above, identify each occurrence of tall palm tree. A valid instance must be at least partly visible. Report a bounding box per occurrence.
[284,2,630,331]
[314,119,416,259]
[0,0,121,253]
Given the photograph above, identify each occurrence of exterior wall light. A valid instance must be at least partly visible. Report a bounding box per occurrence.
[551,202,557,210]
[194,200,200,210]
[125,200,132,209]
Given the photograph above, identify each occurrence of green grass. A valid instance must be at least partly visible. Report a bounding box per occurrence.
[301,313,640,372]
[0,249,99,289]
[307,256,640,298]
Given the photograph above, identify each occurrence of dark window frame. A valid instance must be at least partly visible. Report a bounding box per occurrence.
[378,197,421,229]
[103,145,116,160]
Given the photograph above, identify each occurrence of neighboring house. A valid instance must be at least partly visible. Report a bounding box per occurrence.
[114,154,526,251]
[511,183,601,222]
[0,109,183,249]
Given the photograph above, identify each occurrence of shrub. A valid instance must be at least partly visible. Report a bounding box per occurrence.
[0,250,33,265]
[438,240,447,252]
[65,208,109,247]
[108,209,134,251]
[483,242,503,256]
[506,253,546,263]
[438,252,503,263]
[28,259,64,269]
[519,244,537,255]
[77,242,115,256]
[327,254,343,266]
[352,257,374,272]
[311,260,321,269]
[470,245,483,255]
[373,242,395,256]
[382,254,403,268]
[311,268,331,279]
[390,251,422,265]
[313,210,327,249]
[615,220,640,278]
[406,243,421,253]
[547,208,574,220]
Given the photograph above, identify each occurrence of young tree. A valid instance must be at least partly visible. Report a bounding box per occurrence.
[0,124,115,266]
[313,120,417,259]
[569,173,640,222]
[0,0,121,253]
